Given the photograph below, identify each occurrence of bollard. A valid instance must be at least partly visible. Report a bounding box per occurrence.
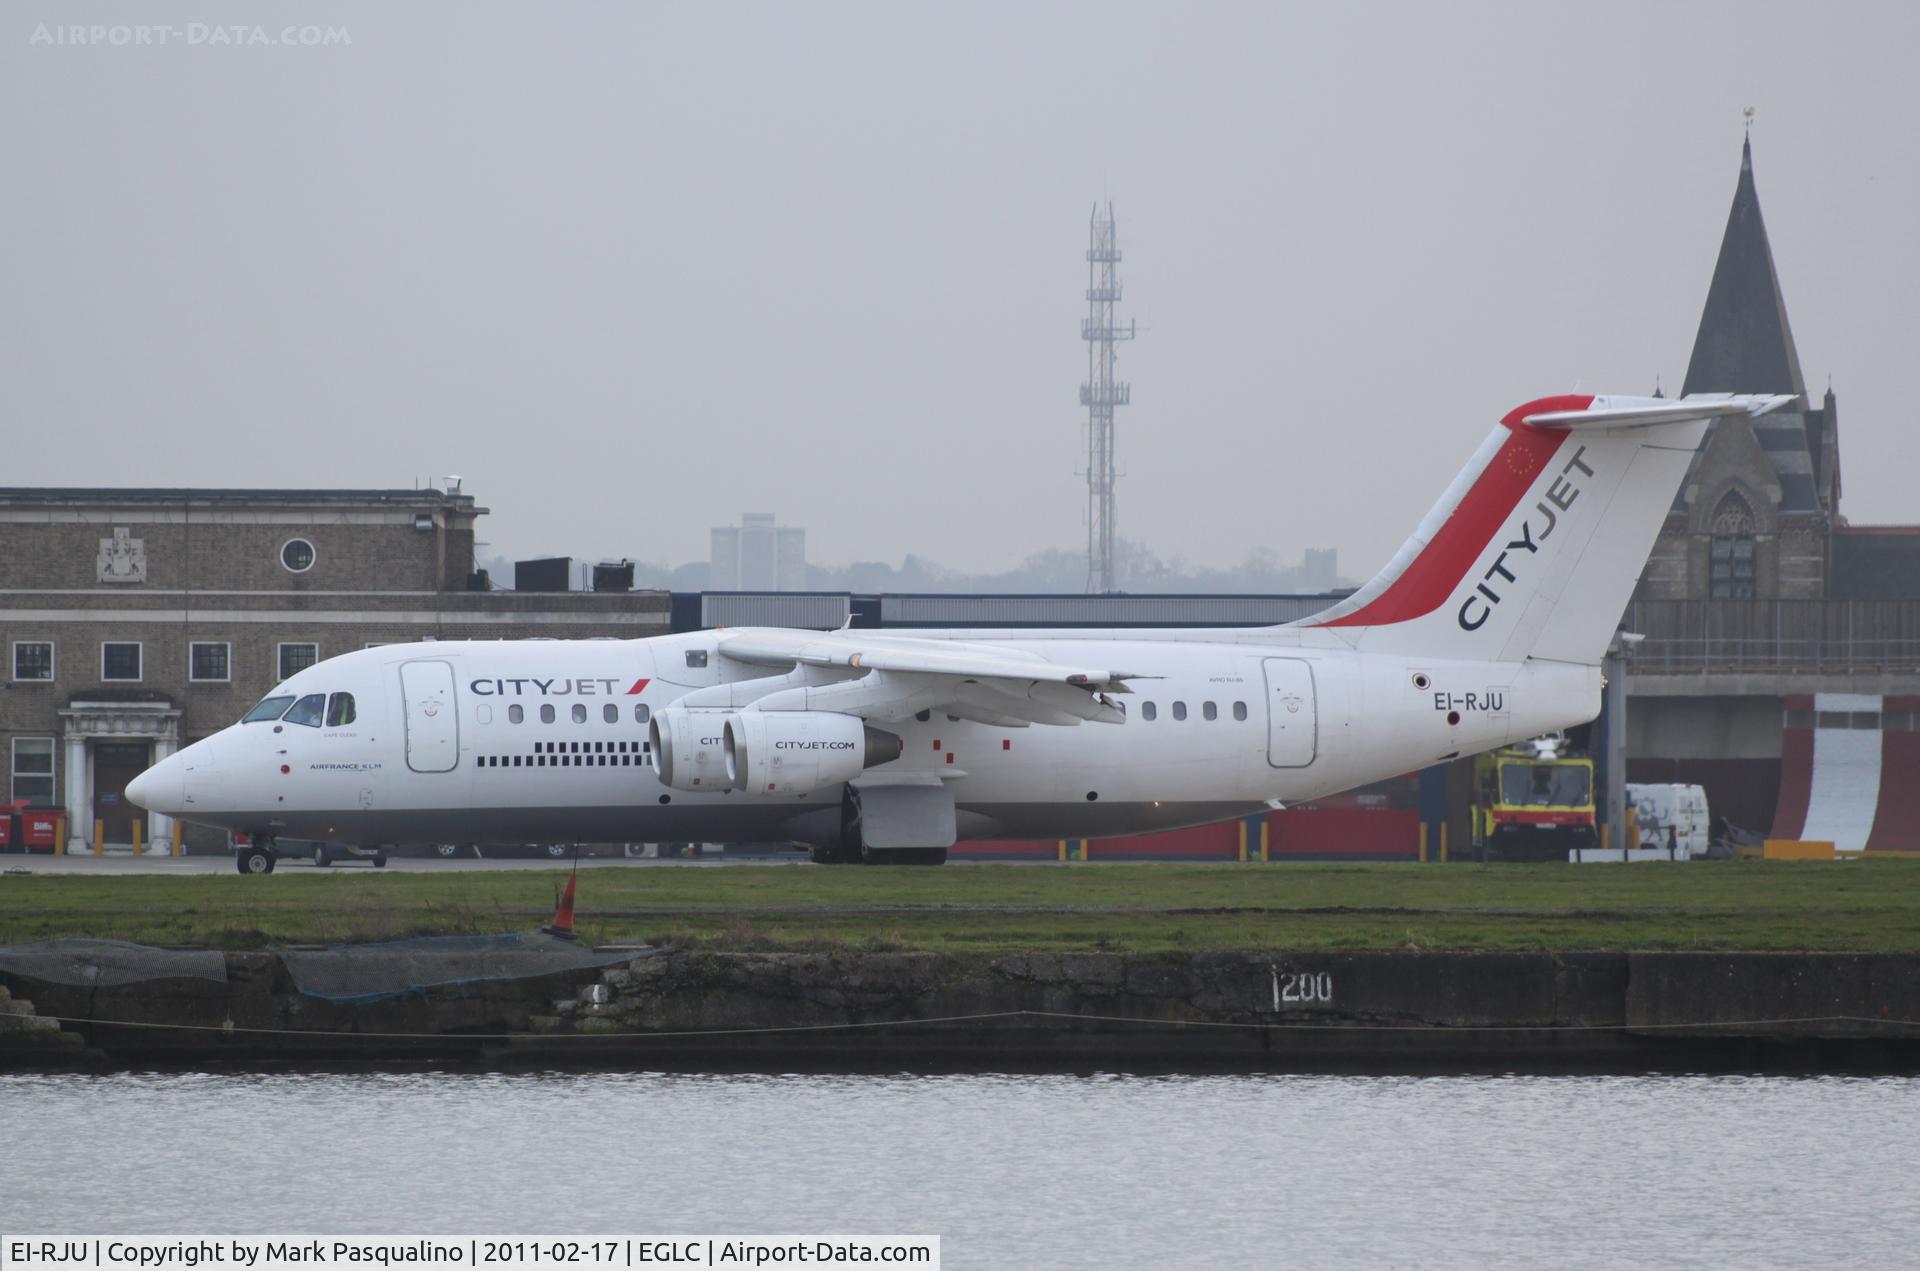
[1440,822,1450,864]
[1259,818,1270,863]
[54,814,66,855]
[93,819,104,855]
[131,820,143,856]
[1238,821,1249,863]
[1419,822,1429,864]
[1057,839,1067,863]
[172,821,184,856]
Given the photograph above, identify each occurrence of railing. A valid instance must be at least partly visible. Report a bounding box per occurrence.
[1628,638,1920,676]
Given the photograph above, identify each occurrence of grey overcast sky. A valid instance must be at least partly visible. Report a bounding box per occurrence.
[3,1,1915,579]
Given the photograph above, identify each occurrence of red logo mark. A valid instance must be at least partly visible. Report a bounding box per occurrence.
[626,678,651,695]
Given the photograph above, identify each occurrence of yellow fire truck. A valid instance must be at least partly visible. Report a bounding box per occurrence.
[1469,739,1598,862]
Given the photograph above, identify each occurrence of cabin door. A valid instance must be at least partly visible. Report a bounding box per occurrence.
[1263,658,1318,768]
[400,660,460,773]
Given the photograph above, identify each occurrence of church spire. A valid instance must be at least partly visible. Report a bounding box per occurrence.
[1681,132,1807,400]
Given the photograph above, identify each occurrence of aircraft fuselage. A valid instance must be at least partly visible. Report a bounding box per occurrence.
[142,628,1597,848]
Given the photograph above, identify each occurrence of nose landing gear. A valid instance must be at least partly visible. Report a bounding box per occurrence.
[236,834,278,875]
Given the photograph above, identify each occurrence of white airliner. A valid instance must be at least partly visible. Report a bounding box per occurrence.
[130,393,1787,872]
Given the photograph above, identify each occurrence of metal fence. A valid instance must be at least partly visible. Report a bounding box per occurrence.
[1629,638,1920,675]
[1624,600,1920,676]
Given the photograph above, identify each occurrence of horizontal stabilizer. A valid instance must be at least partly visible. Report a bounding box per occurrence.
[1522,393,1793,431]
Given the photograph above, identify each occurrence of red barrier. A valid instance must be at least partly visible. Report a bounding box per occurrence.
[1268,808,1419,860]
[957,839,1060,859]
[1092,821,1239,859]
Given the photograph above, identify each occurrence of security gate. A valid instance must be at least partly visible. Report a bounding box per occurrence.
[1263,658,1317,768]
[400,660,459,773]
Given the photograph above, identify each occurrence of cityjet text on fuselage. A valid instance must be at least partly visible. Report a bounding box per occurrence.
[468,677,651,697]
[1457,444,1594,632]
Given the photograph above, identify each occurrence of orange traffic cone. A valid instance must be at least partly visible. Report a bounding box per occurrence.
[544,872,579,940]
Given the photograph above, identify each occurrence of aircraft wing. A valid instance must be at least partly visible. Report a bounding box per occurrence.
[713,628,1149,727]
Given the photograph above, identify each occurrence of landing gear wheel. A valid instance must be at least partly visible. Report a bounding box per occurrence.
[808,842,862,865]
[237,845,276,874]
[544,843,572,860]
[860,846,950,866]
[371,852,388,869]
[433,843,462,859]
[311,844,331,867]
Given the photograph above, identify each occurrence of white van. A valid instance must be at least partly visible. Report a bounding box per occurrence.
[1627,783,1711,859]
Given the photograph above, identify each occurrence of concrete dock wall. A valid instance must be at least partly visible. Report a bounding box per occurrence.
[3,949,1917,1071]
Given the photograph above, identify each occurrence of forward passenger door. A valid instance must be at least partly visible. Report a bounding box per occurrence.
[400,660,459,773]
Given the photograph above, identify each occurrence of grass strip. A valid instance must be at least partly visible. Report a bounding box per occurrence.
[2,860,1916,954]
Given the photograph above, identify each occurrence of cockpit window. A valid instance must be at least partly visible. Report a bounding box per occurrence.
[282,693,327,728]
[242,695,296,724]
[325,692,357,727]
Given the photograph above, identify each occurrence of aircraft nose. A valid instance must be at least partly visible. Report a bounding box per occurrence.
[126,752,186,816]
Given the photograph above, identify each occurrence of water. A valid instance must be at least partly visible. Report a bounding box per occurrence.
[3,1072,1916,1269]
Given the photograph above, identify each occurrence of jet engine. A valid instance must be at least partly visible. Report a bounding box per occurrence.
[724,711,904,795]
[649,707,734,791]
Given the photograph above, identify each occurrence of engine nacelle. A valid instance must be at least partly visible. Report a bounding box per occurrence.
[649,707,734,791]
[724,711,903,795]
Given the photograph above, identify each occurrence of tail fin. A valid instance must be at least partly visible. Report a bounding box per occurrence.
[1295,393,1792,665]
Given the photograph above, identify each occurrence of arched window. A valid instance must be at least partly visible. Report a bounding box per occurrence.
[1709,491,1756,600]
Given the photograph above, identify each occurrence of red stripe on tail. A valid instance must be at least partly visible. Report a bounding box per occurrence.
[1314,421,1571,629]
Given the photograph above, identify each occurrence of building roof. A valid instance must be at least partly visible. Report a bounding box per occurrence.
[0,487,486,513]
[1683,136,1807,399]
[1830,529,1920,601]
[1678,136,1823,515]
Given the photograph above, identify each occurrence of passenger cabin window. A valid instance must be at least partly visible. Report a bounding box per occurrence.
[634,703,652,724]
[242,695,296,723]
[602,704,618,723]
[508,704,524,724]
[1172,701,1188,721]
[282,694,326,728]
[1233,701,1247,721]
[572,704,588,724]
[1203,701,1218,721]
[325,692,356,727]
[1142,702,1157,721]
[539,704,556,724]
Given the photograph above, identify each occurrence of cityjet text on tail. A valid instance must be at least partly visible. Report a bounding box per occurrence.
[128,393,1790,870]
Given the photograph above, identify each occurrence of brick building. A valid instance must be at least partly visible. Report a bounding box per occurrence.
[0,487,668,850]
[1644,135,1920,603]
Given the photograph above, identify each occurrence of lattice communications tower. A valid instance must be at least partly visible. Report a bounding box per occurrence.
[1080,202,1134,594]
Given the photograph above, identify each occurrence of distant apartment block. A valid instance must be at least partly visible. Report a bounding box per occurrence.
[710,513,806,591]
[1300,547,1338,592]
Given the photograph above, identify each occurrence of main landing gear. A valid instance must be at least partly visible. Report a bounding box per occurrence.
[236,834,277,875]
[805,790,949,865]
